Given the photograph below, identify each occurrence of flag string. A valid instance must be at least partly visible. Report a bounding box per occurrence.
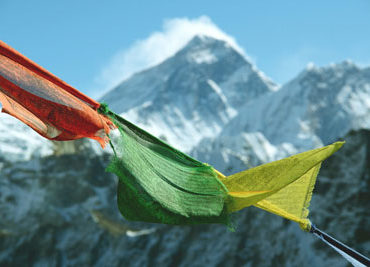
[310,224,370,267]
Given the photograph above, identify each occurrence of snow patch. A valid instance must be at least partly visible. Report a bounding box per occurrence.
[188,49,217,64]
[126,228,156,237]
[207,79,237,119]
[207,79,227,104]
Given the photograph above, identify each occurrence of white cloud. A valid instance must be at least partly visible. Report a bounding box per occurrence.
[95,16,246,95]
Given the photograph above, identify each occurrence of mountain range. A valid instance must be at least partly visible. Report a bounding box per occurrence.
[0,35,369,266]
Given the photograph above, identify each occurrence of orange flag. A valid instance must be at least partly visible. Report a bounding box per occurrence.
[0,40,113,147]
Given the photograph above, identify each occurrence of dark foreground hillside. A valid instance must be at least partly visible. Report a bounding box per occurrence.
[0,130,369,266]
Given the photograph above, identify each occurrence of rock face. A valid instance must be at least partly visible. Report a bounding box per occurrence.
[310,129,370,264]
[0,36,369,266]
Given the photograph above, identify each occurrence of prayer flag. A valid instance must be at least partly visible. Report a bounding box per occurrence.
[0,40,113,147]
[0,39,343,230]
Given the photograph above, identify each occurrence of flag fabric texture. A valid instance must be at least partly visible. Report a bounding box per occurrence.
[0,40,343,232]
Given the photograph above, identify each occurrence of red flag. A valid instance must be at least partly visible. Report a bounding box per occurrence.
[0,40,114,147]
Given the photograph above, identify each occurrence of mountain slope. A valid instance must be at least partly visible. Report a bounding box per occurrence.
[228,61,370,148]
[194,61,370,173]
[100,35,277,152]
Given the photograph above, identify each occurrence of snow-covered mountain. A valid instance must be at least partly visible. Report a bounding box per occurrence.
[240,61,370,147]
[100,35,277,152]
[194,61,370,173]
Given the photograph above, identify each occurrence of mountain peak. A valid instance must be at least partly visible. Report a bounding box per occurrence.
[291,60,361,89]
[322,60,359,74]
[301,60,360,76]
[174,35,245,66]
[100,34,276,152]
[185,35,230,48]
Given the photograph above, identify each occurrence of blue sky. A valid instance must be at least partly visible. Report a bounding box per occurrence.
[1,0,369,98]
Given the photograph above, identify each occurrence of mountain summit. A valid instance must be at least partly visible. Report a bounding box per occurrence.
[100,35,276,152]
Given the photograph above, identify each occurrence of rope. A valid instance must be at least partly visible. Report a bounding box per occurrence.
[310,224,370,266]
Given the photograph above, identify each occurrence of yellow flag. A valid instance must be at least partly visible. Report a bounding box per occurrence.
[214,141,344,231]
